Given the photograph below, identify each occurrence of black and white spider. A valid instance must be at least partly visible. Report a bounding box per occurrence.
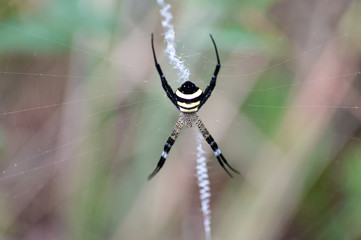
[149,33,239,179]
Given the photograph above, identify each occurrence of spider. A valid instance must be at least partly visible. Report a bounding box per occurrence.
[149,33,239,180]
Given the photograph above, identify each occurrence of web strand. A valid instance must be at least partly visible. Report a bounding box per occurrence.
[156,0,190,83]
[196,131,212,240]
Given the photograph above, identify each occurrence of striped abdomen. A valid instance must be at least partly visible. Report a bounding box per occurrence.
[176,81,203,113]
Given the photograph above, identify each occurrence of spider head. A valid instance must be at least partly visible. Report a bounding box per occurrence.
[175,81,203,113]
[178,81,199,94]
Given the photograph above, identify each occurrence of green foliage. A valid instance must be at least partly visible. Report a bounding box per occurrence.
[242,67,292,137]
[0,0,114,53]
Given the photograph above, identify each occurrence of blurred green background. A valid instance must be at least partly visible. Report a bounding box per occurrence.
[0,0,360,239]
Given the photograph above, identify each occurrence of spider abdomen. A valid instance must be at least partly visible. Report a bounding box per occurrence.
[176,81,203,113]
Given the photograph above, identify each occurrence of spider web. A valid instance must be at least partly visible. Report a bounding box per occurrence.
[0,0,360,240]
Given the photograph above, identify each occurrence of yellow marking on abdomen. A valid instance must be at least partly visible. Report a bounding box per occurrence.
[176,89,202,100]
[179,107,198,112]
[177,101,200,109]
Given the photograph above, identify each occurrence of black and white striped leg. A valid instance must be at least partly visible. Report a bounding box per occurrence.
[196,118,239,177]
[148,118,184,180]
[205,135,240,177]
[148,137,175,180]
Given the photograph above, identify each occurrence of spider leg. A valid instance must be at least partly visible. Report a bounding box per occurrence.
[199,34,221,109]
[148,137,175,180]
[196,117,239,177]
[151,33,178,108]
[148,118,184,180]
